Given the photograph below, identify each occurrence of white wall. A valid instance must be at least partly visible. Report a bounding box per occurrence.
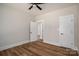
[36,5,78,50]
[0,4,79,51]
[0,4,32,51]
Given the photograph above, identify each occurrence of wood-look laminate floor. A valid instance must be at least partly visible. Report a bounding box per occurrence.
[0,41,78,56]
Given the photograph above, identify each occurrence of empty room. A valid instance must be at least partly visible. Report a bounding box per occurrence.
[0,3,79,56]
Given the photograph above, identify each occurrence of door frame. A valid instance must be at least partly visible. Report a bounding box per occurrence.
[29,20,43,42]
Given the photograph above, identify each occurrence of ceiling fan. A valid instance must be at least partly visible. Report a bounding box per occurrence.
[28,3,44,10]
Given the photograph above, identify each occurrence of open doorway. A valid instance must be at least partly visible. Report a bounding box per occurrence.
[30,20,43,42]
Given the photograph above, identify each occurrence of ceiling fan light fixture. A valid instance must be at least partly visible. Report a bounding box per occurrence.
[33,5,36,7]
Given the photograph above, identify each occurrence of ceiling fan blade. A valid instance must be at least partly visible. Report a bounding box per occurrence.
[36,4,42,10]
[29,5,33,10]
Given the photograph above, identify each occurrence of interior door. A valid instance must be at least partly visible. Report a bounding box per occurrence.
[30,21,38,42]
[59,15,74,49]
[37,22,43,40]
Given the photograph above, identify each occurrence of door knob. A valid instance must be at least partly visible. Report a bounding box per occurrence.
[60,33,63,35]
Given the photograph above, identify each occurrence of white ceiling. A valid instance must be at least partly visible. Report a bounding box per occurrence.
[3,3,77,16]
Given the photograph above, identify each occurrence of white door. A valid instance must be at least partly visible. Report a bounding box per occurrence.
[59,15,74,49]
[30,21,38,42]
[37,22,43,39]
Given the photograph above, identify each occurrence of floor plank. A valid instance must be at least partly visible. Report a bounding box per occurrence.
[0,41,78,56]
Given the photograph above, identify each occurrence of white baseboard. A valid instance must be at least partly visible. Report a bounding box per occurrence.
[74,47,78,50]
[0,40,78,51]
[43,40,78,51]
[0,40,29,51]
